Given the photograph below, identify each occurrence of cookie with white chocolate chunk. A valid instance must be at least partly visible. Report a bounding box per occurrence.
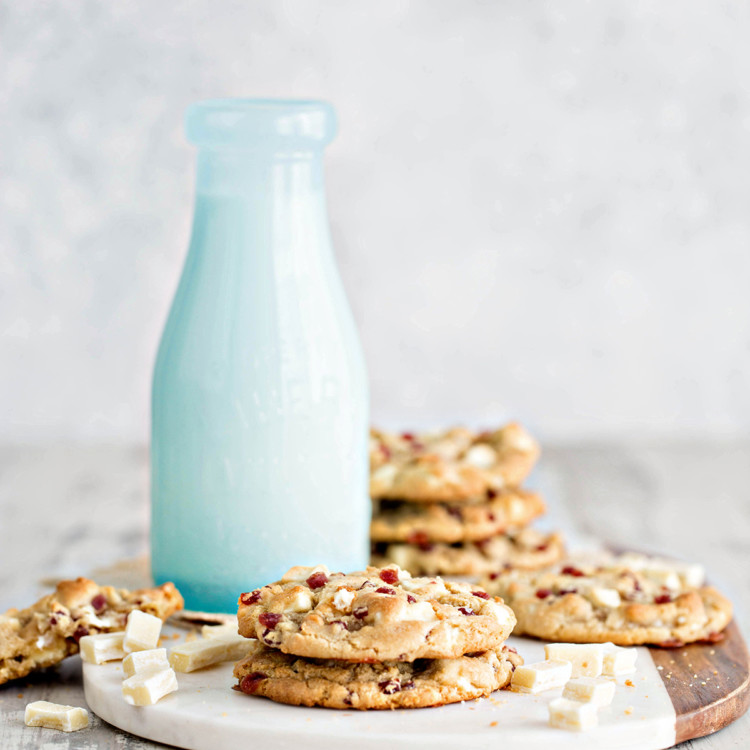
[370,489,546,544]
[0,578,183,685]
[482,553,732,646]
[237,564,515,662]
[234,639,523,709]
[373,528,565,577]
[370,423,540,502]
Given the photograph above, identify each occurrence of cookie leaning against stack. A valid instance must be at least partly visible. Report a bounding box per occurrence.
[369,423,564,576]
[233,564,522,709]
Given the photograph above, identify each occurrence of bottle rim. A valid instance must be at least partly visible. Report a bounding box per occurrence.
[185,98,337,148]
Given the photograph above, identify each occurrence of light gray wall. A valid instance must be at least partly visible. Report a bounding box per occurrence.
[1,1,749,442]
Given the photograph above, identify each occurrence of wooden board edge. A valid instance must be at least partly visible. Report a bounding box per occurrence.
[652,620,750,744]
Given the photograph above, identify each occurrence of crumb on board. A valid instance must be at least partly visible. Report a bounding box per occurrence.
[625,680,635,687]
[489,721,498,727]
[17,694,23,700]
[185,631,198,642]
[221,712,228,718]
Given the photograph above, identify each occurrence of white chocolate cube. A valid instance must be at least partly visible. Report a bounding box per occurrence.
[169,635,253,673]
[123,648,169,678]
[511,659,573,694]
[123,610,162,653]
[201,623,239,640]
[563,676,616,706]
[122,668,178,706]
[602,642,638,675]
[24,701,89,732]
[642,568,681,590]
[545,643,604,677]
[548,697,599,731]
[589,587,621,608]
[79,632,126,664]
[674,562,705,588]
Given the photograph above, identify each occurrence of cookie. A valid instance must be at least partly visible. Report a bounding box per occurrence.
[370,423,540,501]
[234,640,522,709]
[237,565,514,662]
[371,489,546,544]
[482,554,733,646]
[0,578,184,685]
[372,529,565,577]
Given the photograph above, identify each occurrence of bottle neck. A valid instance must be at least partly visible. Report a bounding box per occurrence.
[195,148,326,199]
[189,148,333,263]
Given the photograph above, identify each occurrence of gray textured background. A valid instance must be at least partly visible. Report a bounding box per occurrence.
[1,1,749,442]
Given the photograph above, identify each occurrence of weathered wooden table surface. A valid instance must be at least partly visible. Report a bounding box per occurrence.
[1,440,748,748]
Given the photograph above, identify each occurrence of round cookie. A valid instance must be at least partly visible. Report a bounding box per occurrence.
[370,423,540,501]
[372,529,565,577]
[482,554,733,646]
[237,565,515,662]
[371,489,546,544]
[234,641,523,709]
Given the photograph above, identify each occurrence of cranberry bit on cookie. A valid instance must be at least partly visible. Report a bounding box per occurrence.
[258,612,282,629]
[239,673,267,694]
[91,594,106,612]
[458,607,477,616]
[353,606,369,619]
[241,590,262,605]
[379,569,399,584]
[558,588,578,595]
[376,587,396,595]
[72,625,89,642]
[406,595,417,604]
[654,594,673,605]
[535,589,552,599]
[561,566,585,577]
[306,572,329,589]
[472,591,490,600]
[379,679,401,694]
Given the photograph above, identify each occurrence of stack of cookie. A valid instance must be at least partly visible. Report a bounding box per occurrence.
[369,423,564,577]
[233,563,522,709]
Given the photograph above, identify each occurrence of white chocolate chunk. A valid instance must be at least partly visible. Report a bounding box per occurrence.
[674,562,705,588]
[25,701,89,732]
[602,642,638,675]
[464,444,496,469]
[123,648,169,678]
[79,632,126,664]
[284,589,314,613]
[548,697,599,731]
[404,600,436,622]
[169,636,253,673]
[123,610,162,653]
[545,643,604,677]
[589,586,621,608]
[332,589,355,611]
[642,568,681,590]
[201,623,239,640]
[122,667,178,706]
[511,659,573,694]
[563,676,616,706]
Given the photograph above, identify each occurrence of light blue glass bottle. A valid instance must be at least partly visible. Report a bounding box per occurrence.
[151,99,369,613]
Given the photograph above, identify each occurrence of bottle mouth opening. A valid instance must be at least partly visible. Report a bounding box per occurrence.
[185,98,336,148]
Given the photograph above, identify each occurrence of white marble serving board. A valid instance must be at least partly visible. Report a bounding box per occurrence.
[82,626,676,750]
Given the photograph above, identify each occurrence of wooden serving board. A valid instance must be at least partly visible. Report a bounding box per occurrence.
[82,623,750,750]
[652,620,750,743]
